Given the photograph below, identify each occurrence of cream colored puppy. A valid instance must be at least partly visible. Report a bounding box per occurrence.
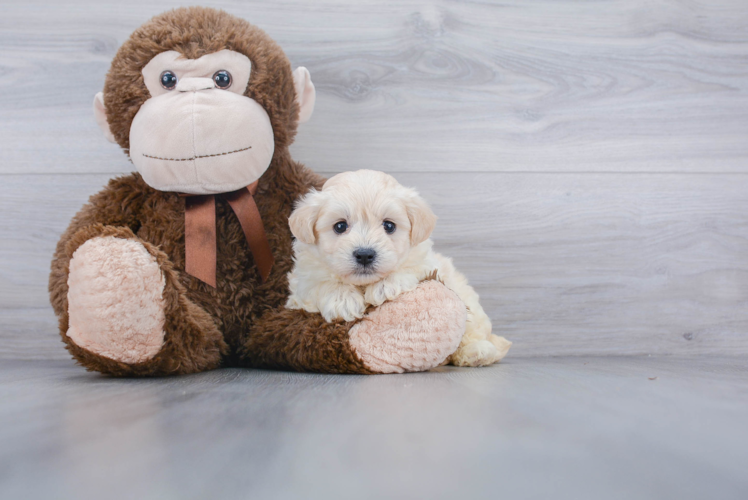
[285,170,511,367]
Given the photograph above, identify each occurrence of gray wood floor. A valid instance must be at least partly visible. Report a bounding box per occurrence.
[1,357,747,500]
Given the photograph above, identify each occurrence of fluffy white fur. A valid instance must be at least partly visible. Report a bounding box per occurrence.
[285,170,511,367]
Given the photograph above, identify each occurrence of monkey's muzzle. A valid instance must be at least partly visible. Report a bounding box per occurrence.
[129,80,275,195]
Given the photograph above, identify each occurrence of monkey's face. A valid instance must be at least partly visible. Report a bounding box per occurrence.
[93,8,316,196]
[127,50,273,195]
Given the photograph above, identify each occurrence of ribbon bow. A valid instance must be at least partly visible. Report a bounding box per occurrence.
[183,180,273,287]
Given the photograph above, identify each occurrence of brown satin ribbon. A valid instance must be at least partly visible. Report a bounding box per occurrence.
[183,181,274,287]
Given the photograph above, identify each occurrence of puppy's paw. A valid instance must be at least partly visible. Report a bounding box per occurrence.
[450,340,503,367]
[365,273,420,306]
[466,309,493,339]
[488,334,512,360]
[320,286,366,322]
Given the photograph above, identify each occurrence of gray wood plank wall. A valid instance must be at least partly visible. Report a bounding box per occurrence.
[1,0,747,360]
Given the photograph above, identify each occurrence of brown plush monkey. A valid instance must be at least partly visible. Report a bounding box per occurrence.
[48,7,466,376]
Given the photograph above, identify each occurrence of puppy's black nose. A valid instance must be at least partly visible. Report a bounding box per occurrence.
[353,248,377,266]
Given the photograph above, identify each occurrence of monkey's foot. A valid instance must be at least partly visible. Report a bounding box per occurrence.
[349,280,466,373]
[67,236,166,364]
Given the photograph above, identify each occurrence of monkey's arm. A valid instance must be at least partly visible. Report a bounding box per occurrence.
[243,280,466,374]
[241,308,374,374]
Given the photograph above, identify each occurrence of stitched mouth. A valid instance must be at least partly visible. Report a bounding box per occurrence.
[142,145,251,162]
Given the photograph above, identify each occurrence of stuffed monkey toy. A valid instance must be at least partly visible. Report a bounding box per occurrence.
[48,7,467,376]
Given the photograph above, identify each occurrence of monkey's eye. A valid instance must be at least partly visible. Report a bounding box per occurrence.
[383,220,396,234]
[333,221,348,234]
[213,70,232,89]
[160,71,178,90]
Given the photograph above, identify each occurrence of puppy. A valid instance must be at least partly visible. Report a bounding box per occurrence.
[285,170,511,367]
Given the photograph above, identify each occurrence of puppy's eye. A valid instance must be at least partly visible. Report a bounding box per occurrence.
[160,71,178,90]
[383,220,396,234]
[333,221,348,234]
[213,70,232,89]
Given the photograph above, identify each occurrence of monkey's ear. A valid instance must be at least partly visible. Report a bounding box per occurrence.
[405,193,437,246]
[292,67,316,124]
[93,92,117,143]
[288,191,322,244]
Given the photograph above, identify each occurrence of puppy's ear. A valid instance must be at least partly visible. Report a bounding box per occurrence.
[405,193,437,245]
[289,192,322,244]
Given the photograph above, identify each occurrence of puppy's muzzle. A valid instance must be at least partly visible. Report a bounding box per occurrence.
[353,247,377,268]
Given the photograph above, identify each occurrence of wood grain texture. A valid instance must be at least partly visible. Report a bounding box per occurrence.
[2,172,746,358]
[1,358,747,499]
[0,0,747,174]
[1,0,747,360]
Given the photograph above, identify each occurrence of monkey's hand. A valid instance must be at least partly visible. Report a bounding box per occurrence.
[245,280,466,374]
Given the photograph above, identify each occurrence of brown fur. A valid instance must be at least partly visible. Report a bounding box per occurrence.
[242,309,373,374]
[103,7,300,157]
[49,7,375,376]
